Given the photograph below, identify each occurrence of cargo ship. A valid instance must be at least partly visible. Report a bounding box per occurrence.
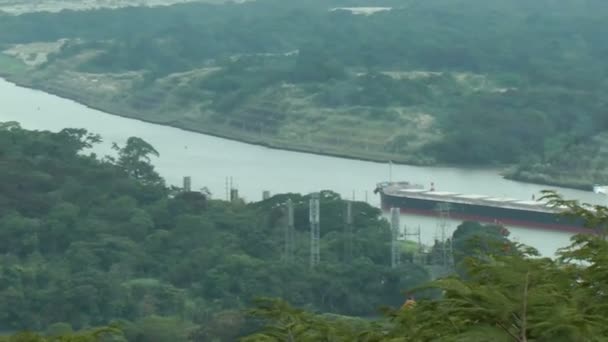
[375,181,585,233]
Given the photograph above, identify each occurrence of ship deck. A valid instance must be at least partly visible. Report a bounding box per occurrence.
[380,183,560,214]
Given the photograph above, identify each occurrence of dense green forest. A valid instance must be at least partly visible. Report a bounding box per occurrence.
[244,195,608,341]
[0,123,432,340]
[3,123,608,341]
[505,132,608,190]
[244,234,608,340]
[0,0,607,188]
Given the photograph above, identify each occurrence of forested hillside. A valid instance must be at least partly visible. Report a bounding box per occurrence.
[1,0,607,187]
[505,132,608,190]
[0,123,428,340]
[3,123,608,341]
[241,196,608,341]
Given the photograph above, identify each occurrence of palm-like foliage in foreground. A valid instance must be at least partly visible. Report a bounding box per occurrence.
[245,192,608,341]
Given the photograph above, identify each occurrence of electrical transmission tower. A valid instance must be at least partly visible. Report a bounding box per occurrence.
[344,200,353,262]
[390,207,401,268]
[434,203,453,267]
[309,193,320,268]
[284,198,295,262]
[403,224,423,264]
[183,176,192,192]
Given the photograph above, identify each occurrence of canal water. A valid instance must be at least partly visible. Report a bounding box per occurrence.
[1,78,604,256]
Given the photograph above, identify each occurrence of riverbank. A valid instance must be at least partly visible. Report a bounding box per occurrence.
[2,0,607,198]
[3,73,595,192]
[502,171,593,192]
[3,76,595,260]
[1,73,436,166]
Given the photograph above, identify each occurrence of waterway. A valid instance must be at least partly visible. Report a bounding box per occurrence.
[1,78,604,256]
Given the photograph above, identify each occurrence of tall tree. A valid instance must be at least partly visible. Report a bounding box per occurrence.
[111,137,163,186]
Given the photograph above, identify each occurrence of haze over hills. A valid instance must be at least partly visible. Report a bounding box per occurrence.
[0,0,606,188]
[4,1,608,340]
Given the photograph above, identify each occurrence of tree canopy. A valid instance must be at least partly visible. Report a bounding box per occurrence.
[0,124,428,340]
[245,195,608,341]
[3,124,608,340]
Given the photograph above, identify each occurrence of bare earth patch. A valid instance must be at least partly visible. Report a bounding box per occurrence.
[62,70,137,94]
[0,0,250,15]
[4,40,67,66]
[380,71,443,80]
[329,7,392,15]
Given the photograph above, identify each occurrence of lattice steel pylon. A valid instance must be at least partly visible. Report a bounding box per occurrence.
[344,200,353,262]
[310,193,320,268]
[435,203,453,267]
[390,207,401,268]
[284,198,295,262]
[403,224,423,264]
[183,176,192,192]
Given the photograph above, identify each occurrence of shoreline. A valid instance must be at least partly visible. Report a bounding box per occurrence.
[0,75,454,167]
[1,75,591,192]
[502,173,592,192]
[1,76,413,166]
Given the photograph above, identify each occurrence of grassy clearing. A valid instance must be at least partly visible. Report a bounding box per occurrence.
[0,53,27,75]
